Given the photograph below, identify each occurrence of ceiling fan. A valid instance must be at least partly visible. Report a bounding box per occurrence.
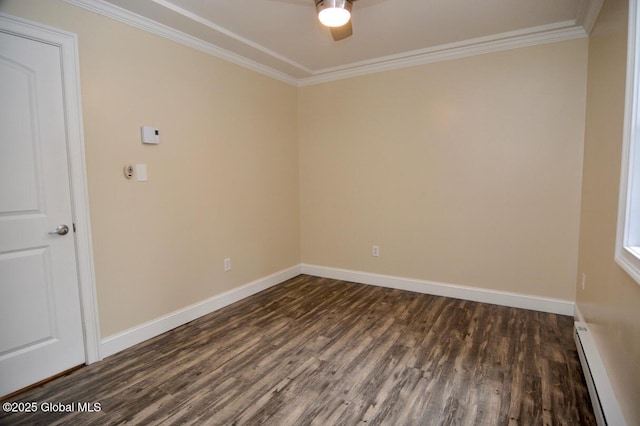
[315,0,356,41]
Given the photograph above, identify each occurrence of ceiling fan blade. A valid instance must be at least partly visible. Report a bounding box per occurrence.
[330,20,353,41]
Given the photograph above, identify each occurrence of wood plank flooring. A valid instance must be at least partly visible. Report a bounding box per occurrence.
[0,275,595,425]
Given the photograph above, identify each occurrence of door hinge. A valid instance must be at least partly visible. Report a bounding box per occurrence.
[73,223,76,233]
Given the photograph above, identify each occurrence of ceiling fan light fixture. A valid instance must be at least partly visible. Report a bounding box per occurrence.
[316,0,352,28]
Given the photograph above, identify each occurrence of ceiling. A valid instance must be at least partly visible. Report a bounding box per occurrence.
[67,0,603,85]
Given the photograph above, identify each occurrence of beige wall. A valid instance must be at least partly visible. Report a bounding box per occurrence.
[299,40,588,300]
[1,0,301,337]
[578,0,640,423]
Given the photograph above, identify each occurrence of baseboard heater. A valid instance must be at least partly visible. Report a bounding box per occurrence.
[573,322,627,426]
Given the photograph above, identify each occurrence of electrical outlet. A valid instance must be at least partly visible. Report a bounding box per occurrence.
[224,258,231,272]
[372,245,380,257]
[581,272,586,290]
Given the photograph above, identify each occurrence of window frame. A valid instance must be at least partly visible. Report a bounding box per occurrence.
[616,0,640,286]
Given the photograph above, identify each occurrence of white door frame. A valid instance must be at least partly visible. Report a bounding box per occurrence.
[0,13,101,364]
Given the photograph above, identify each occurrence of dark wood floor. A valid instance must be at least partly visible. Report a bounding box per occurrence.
[1,275,594,425]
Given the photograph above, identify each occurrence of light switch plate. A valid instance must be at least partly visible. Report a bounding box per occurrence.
[136,164,148,181]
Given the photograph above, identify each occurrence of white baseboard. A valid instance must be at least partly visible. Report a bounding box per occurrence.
[301,264,574,316]
[100,263,575,358]
[100,265,302,358]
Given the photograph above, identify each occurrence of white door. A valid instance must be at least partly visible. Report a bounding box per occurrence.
[0,29,85,397]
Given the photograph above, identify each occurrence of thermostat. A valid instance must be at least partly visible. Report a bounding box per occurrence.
[141,126,160,144]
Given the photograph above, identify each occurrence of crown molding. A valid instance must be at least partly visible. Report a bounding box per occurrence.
[151,0,313,76]
[576,0,604,35]
[65,0,590,87]
[298,21,587,86]
[63,0,299,86]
